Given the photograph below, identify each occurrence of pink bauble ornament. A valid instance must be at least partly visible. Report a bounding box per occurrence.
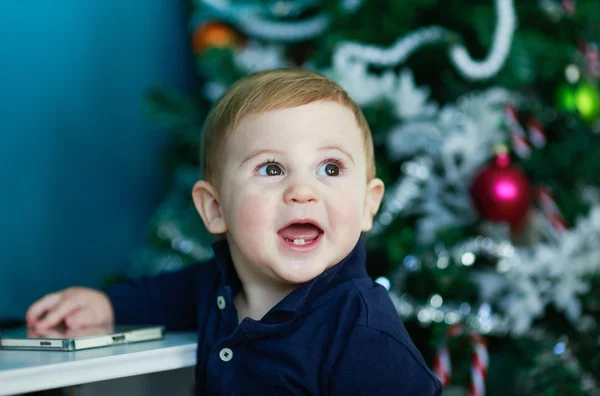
[470,148,532,228]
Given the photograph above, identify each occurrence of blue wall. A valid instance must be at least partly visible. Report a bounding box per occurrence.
[0,1,193,319]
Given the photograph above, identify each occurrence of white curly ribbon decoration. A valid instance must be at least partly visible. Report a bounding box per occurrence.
[332,0,517,80]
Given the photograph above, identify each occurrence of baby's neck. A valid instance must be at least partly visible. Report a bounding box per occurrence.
[233,282,297,324]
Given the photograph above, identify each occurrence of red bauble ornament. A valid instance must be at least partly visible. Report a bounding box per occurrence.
[470,149,532,228]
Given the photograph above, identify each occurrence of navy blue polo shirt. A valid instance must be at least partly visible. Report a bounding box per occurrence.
[106,238,441,395]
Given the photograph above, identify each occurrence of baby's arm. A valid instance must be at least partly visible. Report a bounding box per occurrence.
[329,326,442,396]
[103,263,206,331]
[26,263,209,332]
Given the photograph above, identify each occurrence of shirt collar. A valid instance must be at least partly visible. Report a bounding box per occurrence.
[211,237,369,316]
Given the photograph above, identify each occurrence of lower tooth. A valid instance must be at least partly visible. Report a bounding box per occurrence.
[293,239,306,245]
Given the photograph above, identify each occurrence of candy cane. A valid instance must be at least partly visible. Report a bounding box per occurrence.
[469,332,489,396]
[536,187,568,234]
[433,324,489,396]
[526,117,547,148]
[503,105,531,158]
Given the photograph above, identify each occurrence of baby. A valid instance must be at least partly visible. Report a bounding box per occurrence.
[26,69,442,395]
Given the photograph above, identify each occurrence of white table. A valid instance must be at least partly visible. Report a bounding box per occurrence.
[0,332,198,396]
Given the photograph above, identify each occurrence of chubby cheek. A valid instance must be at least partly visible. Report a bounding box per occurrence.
[326,190,363,237]
[227,193,273,250]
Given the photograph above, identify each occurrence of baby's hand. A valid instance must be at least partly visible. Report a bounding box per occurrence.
[26,287,114,331]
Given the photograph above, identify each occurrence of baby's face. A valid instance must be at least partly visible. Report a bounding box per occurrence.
[216,102,383,286]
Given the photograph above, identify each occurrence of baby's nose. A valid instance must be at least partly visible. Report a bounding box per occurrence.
[283,180,318,204]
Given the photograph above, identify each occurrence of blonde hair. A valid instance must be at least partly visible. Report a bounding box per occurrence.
[200,68,376,184]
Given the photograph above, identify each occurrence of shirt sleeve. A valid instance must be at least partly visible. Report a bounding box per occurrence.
[104,262,213,331]
[329,325,442,396]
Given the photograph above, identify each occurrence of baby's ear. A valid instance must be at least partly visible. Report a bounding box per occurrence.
[192,180,228,234]
[361,178,385,232]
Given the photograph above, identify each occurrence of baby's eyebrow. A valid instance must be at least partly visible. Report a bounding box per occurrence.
[319,145,355,165]
[239,146,355,167]
[240,149,284,166]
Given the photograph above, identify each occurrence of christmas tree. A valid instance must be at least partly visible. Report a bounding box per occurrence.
[140,0,600,394]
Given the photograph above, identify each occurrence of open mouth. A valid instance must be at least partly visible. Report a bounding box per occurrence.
[277,221,324,250]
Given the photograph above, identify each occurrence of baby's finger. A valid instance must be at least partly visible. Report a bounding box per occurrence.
[64,308,96,329]
[35,298,82,331]
[26,292,63,326]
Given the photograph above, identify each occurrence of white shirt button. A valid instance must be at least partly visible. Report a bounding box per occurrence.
[219,348,233,362]
[217,296,226,310]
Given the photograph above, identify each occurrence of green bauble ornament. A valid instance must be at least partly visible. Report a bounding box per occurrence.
[555,84,577,112]
[574,82,600,120]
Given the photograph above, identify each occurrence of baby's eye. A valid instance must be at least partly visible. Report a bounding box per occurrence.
[317,163,340,177]
[257,163,284,176]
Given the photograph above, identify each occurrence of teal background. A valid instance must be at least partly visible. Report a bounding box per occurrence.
[0,1,193,319]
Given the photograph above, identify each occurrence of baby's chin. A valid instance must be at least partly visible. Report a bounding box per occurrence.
[273,259,338,285]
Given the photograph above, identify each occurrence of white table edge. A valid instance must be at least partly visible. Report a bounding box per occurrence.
[0,343,198,396]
